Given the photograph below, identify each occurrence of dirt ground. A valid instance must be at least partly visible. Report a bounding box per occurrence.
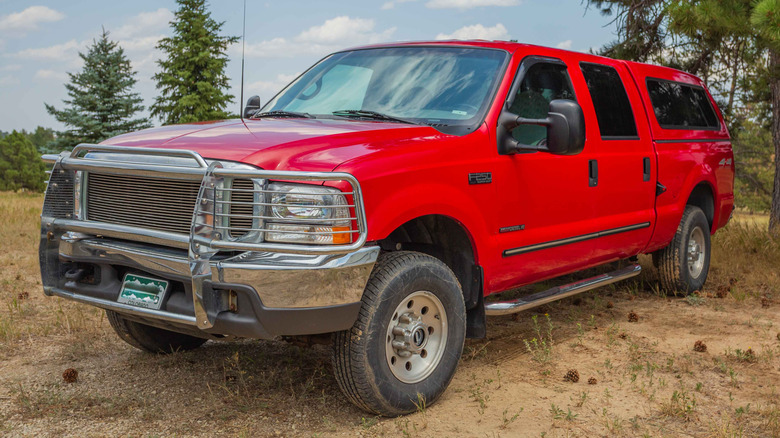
[1,192,779,437]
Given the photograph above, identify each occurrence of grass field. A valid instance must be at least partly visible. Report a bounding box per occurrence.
[0,192,779,437]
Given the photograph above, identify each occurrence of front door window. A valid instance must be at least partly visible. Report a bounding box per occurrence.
[508,63,576,146]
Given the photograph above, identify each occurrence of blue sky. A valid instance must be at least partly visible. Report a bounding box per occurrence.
[0,0,620,132]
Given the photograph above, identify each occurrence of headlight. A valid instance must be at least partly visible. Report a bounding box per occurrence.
[265,183,352,245]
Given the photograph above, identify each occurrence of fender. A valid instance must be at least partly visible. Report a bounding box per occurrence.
[646,163,718,253]
[364,181,489,264]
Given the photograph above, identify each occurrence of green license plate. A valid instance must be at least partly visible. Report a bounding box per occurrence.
[117,274,169,310]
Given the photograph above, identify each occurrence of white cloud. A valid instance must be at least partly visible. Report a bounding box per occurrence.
[382,0,418,9]
[15,39,82,61]
[426,0,520,9]
[0,75,20,86]
[113,8,172,39]
[556,40,572,50]
[0,6,65,33]
[298,16,375,44]
[436,23,509,40]
[244,16,396,58]
[0,64,21,72]
[118,35,166,52]
[34,69,67,80]
[13,7,172,84]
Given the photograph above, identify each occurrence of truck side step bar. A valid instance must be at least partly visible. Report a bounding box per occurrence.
[485,264,642,316]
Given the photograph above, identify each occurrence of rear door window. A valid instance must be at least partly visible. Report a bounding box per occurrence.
[580,62,638,139]
[646,79,720,130]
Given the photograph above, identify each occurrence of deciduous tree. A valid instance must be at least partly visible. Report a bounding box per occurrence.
[0,131,46,192]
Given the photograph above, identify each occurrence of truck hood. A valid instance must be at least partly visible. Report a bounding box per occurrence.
[102,118,442,171]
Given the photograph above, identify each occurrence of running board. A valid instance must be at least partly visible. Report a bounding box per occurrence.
[485,264,642,316]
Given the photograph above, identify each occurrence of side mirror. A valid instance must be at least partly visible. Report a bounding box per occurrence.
[243,95,261,119]
[498,99,585,155]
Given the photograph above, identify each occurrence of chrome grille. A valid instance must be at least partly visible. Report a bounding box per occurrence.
[227,179,254,238]
[86,173,201,235]
[42,165,74,219]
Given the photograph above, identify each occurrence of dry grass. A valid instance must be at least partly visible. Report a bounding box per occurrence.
[0,192,779,437]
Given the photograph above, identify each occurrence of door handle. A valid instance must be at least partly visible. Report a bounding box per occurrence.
[643,157,651,182]
[589,159,598,187]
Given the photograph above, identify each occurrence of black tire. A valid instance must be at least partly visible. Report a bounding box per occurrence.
[653,205,711,294]
[332,251,466,416]
[106,310,207,353]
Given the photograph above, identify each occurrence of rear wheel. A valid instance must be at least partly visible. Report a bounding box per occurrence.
[653,205,711,294]
[332,251,466,416]
[106,310,207,353]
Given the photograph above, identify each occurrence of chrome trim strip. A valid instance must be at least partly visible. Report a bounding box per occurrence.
[59,159,206,180]
[62,237,191,277]
[53,219,191,249]
[71,144,209,167]
[190,162,222,329]
[485,264,641,316]
[654,139,731,144]
[503,222,651,257]
[48,286,197,326]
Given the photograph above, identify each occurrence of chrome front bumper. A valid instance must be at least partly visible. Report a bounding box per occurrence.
[40,145,376,339]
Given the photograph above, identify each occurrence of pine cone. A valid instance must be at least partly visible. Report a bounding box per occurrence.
[588,377,597,385]
[564,369,580,383]
[628,311,639,323]
[693,340,707,352]
[761,297,771,308]
[17,292,29,300]
[606,301,614,309]
[62,368,78,383]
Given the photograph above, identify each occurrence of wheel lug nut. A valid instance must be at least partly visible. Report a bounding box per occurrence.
[392,340,407,350]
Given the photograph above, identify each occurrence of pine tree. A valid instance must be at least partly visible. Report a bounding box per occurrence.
[0,131,47,192]
[45,29,150,151]
[150,0,239,125]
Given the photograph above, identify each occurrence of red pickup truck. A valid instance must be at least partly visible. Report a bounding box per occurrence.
[40,40,734,416]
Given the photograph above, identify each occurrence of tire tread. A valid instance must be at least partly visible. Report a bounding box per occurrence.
[332,251,464,416]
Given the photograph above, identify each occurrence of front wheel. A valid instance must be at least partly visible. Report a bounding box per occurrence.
[332,251,466,416]
[653,205,711,294]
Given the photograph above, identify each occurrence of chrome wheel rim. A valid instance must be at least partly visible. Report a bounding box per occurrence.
[687,226,706,279]
[385,290,448,384]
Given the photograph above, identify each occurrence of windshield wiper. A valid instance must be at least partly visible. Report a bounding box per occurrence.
[331,110,419,125]
[252,110,314,119]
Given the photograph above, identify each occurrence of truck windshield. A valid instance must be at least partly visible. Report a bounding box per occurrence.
[262,47,508,133]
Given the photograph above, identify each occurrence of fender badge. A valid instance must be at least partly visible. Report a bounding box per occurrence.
[468,172,492,185]
[500,224,525,233]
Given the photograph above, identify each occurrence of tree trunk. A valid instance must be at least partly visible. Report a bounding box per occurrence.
[769,48,780,235]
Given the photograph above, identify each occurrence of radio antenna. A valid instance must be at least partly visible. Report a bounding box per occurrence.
[239,0,247,118]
